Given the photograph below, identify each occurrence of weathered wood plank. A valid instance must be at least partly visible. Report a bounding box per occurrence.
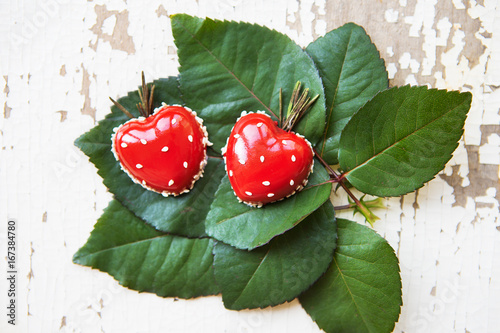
[1,1,498,332]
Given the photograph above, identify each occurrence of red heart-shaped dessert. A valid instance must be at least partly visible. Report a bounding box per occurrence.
[222,111,314,207]
[112,104,210,196]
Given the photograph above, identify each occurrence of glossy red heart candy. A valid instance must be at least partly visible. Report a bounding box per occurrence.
[112,104,210,196]
[223,111,314,207]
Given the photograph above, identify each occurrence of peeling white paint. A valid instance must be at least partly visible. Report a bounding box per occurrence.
[452,0,466,10]
[387,46,394,57]
[399,52,420,73]
[315,19,327,36]
[387,62,398,79]
[101,14,116,36]
[479,134,500,165]
[1,1,499,333]
[436,17,452,46]
[404,73,418,86]
[385,9,399,23]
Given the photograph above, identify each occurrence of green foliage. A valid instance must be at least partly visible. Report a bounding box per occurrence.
[307,23,388,165]
[300,219,402,333]
[213,201,337,309]
[339,85,472,197]
[75,77,226,237]
[171,14,326,153]
[205,161,332,250]
[74,200,220,298]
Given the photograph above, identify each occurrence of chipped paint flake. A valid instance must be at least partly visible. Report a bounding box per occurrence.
[387,63,398,79]
[385,9,399,23]
[56,110,68,122]
[4,75,11,118]
[399,52,420,73]
[387,46,394,57]
[90,4,136,54]
[80,66,96,120]
[156,4,168,17]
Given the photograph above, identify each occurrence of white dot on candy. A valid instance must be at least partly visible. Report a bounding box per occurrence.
[245,191,253,196]
[260,156,265,163]
[282,140,287,145]
[121,142,128,148]
[239,159,246,165]
[140,139,147,145]
[257,122,263,127]
[168,179,174,186]
[267,193,275,198]
[229,170,233,177]
[183,161,188,168]
[188,135,193,142]
[136,164,143,169]
[161,146,169,152]
[290,179,294,186]
[234,134,240,139]
[262,181,270,186]
[291,155,296,162]
[171,118,177,125]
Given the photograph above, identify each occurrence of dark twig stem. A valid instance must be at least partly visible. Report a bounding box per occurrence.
[313,148,365,212]
[109,71,156,119]
[334,204,354,211]
[313,149,340,180]
[279,88,283,128]
[109,97,134,119]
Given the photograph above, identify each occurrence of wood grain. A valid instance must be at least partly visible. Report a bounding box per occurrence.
[1,1,498,332]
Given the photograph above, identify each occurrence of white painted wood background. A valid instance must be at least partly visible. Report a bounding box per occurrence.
[1,0,499,332]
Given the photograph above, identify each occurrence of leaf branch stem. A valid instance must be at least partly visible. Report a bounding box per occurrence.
[313,150,379,225]
[333,204,354,211]
[109,97,134,119]
[109,71,155,119]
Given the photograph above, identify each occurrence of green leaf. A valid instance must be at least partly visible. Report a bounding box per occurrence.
[306,23,388,165]
[171,14,326,152]
[213,201,337,310]
[205,161,332,250]
[75,77,226,237]
[338,85,472,197]
[299,218,402,333]
[73,200,220,298]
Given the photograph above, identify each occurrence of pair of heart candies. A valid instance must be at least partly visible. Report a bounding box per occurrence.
[112,104,314,208]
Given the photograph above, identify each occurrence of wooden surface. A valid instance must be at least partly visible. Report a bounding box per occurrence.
[1,0,499,332]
